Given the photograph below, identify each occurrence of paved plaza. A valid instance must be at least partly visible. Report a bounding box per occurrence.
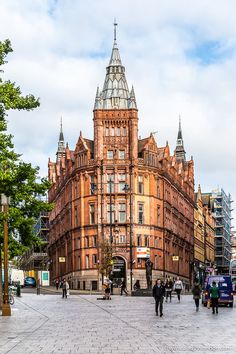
[0,293,236,354]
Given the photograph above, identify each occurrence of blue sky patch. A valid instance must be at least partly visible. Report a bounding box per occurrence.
[186,40,233,65]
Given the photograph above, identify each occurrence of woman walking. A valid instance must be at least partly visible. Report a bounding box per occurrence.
[165,277,173,303]
[174,277,183,302]
[120,280,128,296]
[192,279,202,311]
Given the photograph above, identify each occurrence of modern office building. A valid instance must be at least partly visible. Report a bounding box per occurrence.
[203,188,233,274]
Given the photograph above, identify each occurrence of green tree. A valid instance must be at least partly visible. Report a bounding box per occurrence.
[98,239,113,278]
[0,39,52,308]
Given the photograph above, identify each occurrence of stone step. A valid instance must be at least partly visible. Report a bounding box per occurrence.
[131,289,152,297]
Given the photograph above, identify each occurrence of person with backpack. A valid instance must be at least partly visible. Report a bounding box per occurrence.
[173,277,183,302]
[210,281,220,314]
[152,279,165,317]
[192,279,202,311]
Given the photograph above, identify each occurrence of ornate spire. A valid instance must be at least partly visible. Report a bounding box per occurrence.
[197,184,202,201]
[128,85,137,109]
[175,116,186,163]
[59,117,64,141]
[94,86,101,109]
[94,22,137,110]
[177,116,183,140]
[56,118,65,162]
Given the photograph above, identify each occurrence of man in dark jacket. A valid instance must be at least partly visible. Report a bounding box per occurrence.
[152,279,165,317]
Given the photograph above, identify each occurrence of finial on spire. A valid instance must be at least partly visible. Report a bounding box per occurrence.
[175,116,186,163]
[56,117,65,162]
[114,18,118,42]
[59,117,64,142]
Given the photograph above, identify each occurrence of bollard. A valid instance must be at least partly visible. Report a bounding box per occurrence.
[37,280,40,295]
[16,282,21,297]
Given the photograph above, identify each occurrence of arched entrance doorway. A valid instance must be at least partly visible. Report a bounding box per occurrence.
[111,256,126,289]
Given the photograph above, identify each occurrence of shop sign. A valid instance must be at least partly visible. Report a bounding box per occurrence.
[172,256,179,261]
[137,247,150,258]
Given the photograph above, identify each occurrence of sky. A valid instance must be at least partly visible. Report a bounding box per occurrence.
[0,0,235,226]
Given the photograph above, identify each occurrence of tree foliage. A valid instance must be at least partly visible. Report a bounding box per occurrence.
[0,39,52,258]
[98,239,113,278]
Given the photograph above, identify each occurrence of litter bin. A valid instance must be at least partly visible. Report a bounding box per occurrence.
[16,282,21,297]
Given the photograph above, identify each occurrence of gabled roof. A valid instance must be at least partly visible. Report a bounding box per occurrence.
[75,134,94,154]
[138,134,158,153]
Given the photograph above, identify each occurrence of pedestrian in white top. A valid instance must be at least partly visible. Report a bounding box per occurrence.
[62,279,69,299]
[174,277,183,302]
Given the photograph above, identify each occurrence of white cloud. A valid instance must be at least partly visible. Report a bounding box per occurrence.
[0,0,236,224]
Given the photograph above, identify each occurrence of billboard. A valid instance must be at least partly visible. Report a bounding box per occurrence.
[137,247,150,259]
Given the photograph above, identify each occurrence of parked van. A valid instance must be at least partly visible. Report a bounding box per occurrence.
[9,269,24,287]
[202,275,234,307]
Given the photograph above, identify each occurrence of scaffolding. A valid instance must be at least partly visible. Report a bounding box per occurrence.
[18,212,49,271]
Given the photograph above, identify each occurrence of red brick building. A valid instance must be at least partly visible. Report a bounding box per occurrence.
[48,31,195,291]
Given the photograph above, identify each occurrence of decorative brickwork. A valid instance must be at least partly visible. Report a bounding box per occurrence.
[48,34,195,291]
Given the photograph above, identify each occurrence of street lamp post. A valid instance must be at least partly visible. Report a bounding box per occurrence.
[123,168,133,294]
[109,179,113,246]
[1,193,11,316]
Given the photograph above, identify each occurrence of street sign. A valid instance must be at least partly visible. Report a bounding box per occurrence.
[59,257,66,263]
[172,256,179,261]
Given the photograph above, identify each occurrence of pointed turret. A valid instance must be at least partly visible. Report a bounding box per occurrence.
[94,22,137,110]
[128,85,137,109]
[56,118,65,162]
[175,116,186,163]
[197,184,202,201]
[94,86,101,110]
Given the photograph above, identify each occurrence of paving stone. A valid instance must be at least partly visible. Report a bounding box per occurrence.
[0,294,236,353]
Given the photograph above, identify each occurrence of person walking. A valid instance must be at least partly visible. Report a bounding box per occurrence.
[192,279,202,311]
[210,281,220,314]
[62,279,69,299]
[55,278,59,291]
[152,279,165,317]
[165,277,173,303]
[174,277,183,302]
[120,280,128,296]
[104,279,112,300]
